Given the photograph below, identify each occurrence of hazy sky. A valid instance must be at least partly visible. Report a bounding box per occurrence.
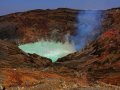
[0,0,120,16]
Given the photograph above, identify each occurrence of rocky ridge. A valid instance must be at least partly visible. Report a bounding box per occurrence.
[0,8,119,89]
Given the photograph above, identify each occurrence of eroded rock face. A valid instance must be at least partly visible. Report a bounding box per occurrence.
[0,8,78,44]
[55,8,120,86]
[0,40,52,68]
[52,29,120,86]
[0,8,120,89]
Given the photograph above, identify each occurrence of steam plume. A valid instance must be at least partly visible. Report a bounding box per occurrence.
[70,10,103,51]
[19,10,103,62]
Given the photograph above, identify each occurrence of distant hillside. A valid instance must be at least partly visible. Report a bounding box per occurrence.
[0,8,78,44]
[0,8,119,89]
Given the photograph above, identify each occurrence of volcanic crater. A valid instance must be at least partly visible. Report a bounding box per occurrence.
[0,8,119,90]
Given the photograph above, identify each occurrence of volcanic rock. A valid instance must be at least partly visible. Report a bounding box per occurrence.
[0,8,120,89]
[0,8,78,44]
[0,39,52,68]
[55,26,120,86]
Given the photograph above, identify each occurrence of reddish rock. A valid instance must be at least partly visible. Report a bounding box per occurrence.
[0,8,120,89]
[0,40,52,68]
[0,8,78,44]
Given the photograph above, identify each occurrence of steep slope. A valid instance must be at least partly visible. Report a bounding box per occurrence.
[0,40,52,68]
[0,8,120,89]
[54,29,120,86]
[55,8,120,86]
[87,28,120,85]
[0,8,78,44]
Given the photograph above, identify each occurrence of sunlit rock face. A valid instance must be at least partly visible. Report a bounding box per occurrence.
[19,40,76,62]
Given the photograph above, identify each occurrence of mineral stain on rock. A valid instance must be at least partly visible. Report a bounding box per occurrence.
[0,8,119,89]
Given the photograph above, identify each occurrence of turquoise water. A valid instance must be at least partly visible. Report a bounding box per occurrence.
[19,41,76,62]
